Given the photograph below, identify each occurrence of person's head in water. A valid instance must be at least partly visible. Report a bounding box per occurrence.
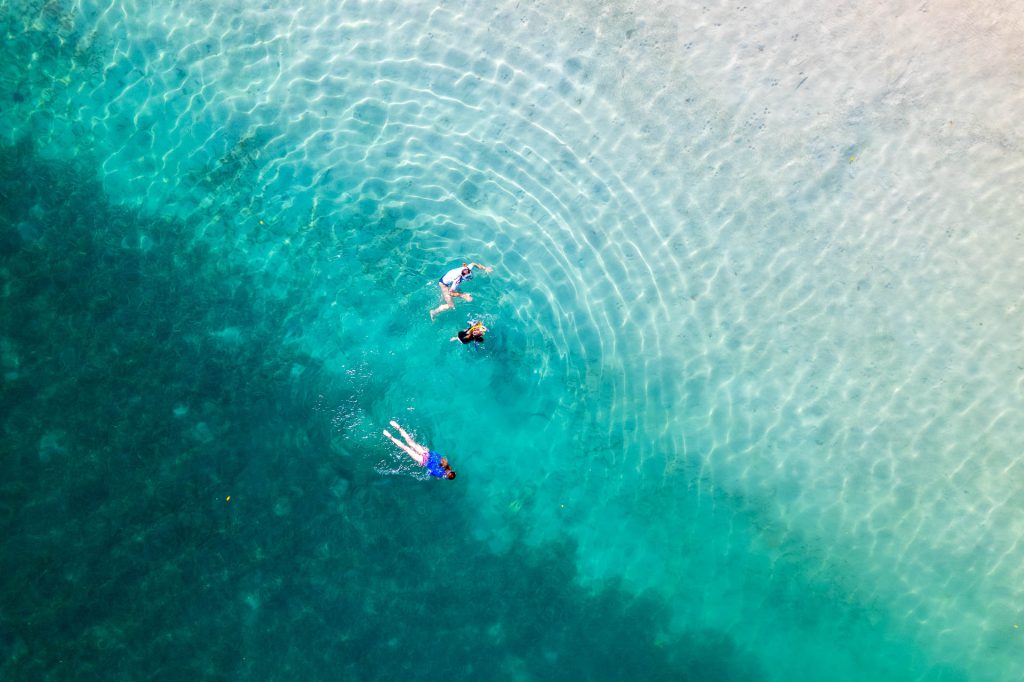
[441,457,456,479]
[461,267,472,277]
[454,322,487,344]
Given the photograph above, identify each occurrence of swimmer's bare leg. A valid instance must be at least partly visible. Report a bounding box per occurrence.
[383,429,425,465]
[389,420,427,457]
[429,303,452,319]
[429,283,455,320]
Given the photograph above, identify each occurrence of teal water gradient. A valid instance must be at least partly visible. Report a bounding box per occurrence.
[3,0,1023,680]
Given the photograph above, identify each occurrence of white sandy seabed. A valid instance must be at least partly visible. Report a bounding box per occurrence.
[8,0,1024,678]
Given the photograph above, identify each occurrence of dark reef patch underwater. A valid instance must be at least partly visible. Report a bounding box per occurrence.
[0,140,761,680]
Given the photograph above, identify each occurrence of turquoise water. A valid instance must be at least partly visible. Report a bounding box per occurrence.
[2,0,1023,679]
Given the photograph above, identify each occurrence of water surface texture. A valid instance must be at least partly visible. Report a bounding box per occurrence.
[2,0,1023,680]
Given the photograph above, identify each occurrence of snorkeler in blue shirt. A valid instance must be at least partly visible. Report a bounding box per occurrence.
[383,420,456,480]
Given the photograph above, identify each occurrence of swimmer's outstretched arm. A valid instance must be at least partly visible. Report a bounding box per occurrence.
[468,262,493,273]
[383,429,425,465]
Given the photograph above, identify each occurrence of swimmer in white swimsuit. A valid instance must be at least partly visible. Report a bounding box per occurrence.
[429,261,493,319]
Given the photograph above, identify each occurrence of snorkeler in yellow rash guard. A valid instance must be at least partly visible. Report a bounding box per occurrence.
[429,261,493,319]
[451,320,487,344]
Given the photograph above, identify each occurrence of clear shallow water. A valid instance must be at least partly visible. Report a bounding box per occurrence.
[2,0,1022,680]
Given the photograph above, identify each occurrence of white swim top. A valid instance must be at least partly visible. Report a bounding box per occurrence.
[439,265,472,290]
